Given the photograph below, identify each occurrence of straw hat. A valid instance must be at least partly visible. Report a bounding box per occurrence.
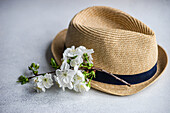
[51,6,168,96]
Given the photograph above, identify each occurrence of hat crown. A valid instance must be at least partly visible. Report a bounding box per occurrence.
[65,6,158,75]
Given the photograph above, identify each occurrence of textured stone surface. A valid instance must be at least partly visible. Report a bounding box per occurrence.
[0,0,170,113]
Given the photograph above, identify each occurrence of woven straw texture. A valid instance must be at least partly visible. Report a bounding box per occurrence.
[51,29,167,95]
[65,6,158,75]
[51,6,168,95]
[91,45,167,95]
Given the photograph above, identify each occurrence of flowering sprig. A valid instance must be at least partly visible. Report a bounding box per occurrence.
[54,46,95,92]
[17,46,131,93]
[17,63,40,85]
[17,46,96,92]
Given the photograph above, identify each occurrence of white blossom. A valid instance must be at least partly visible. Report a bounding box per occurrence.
[63,46,94,59]
[33,73,53,92]
[76,46,94,63]
[73,70,85,83]
[73,82,90,92]
[63,46,82,59]
[54,46,94,93]
[60,60,70,71]
[55,69,76,91]
[76,46,94,56]
[33,77,46,93]
[88,55,93,63]
[70,55,83,71]
[39,74,54,88]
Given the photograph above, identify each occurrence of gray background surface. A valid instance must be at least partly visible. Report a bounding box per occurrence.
[0,0,170,113]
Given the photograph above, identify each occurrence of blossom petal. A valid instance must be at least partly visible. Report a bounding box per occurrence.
[60,60,70,70]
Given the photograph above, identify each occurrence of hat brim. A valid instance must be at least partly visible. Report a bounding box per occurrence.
[51,29,168,96]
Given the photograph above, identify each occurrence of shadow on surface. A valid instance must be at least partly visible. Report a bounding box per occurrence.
[45,41,54,68]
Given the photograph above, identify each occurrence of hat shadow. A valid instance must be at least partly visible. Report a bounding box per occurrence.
[45,41,54,68]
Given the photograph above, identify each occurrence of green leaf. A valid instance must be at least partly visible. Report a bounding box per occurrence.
[33,70,38,75]
[91,71,95,76]
[25,78,29,82]
[50,58,60,69]
[83,53,88,57]
[28,66,32,70]
[35,64,39,69]
[51,58,56,64]
[31,63,35,68]
[17,75,29,85]
[88,67,91,69]
[80,65,88,68]
[29,63,39,71]
[85,57,88,61]
[67,59,71,64]
[86,81,91,88]
[88,63,93,67]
